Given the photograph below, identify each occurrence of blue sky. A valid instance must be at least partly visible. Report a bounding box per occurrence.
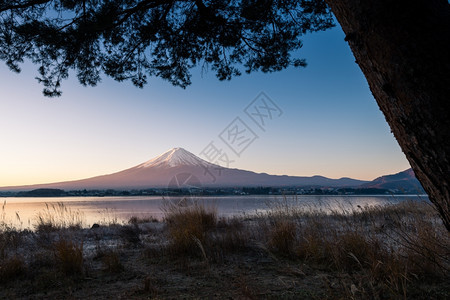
[0,24,410,186]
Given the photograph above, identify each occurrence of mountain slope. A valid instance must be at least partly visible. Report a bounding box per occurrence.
[361,168,424,193]
[0,148,368,191]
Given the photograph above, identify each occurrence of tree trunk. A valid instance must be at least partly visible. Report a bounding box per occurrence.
[325,0,450,230]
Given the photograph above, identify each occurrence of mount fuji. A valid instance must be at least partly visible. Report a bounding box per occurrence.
[0,147,368,191]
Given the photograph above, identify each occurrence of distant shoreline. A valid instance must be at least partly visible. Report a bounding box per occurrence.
[0,187,428,198]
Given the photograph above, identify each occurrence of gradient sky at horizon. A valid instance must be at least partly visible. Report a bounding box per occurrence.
[0,24,410,187]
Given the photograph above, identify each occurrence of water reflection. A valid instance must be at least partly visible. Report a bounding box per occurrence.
[0,195,428,230]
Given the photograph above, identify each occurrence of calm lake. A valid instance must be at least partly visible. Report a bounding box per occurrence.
[1,195,428,230]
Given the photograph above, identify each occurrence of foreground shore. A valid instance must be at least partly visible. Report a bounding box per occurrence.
[1,199,449,299]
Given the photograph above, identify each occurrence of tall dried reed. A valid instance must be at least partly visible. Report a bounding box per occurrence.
[35,202,85,232]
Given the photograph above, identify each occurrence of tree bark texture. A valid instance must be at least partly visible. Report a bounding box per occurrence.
[325,0,450,230]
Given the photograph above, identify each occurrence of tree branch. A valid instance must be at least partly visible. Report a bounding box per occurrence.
[115,0,169,27]
[0,0,52,13]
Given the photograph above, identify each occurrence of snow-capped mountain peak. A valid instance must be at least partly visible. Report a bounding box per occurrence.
[0,147,371,191]
[137,147,210,168]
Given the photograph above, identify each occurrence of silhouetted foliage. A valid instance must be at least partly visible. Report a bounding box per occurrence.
[0,0,334,96]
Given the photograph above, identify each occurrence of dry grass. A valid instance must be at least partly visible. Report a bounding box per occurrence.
[53,237,84,275]
[119,224,141,245]
[101,249,124,273]
[142,275,159,297]
[268,219,297,255]
[214,217,249,252]
[260,198,450,298]
[0,200,7,230]
[128,215,159,224]
[156,197,448,298]
[35,202,85,232]
[0,197,448,299]
[162,200,443,274]
[0,230,23,259]
[163,198,217,255]
[0,255,26,282]
[97,207,119,226]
